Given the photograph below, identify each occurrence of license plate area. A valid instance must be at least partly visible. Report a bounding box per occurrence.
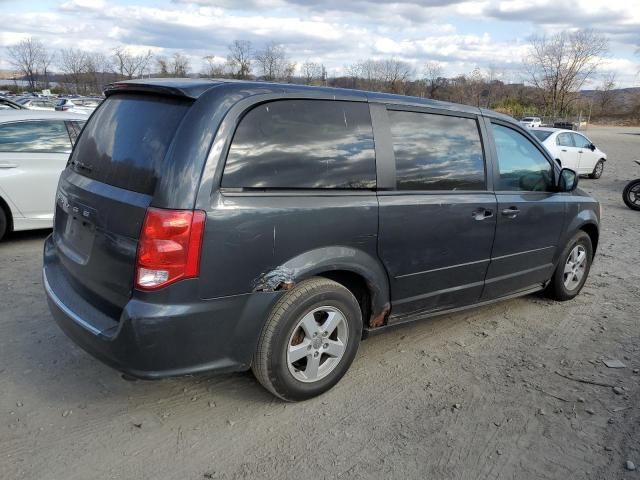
[56,191,97,264]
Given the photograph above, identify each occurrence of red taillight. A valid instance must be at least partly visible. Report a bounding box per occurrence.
[135,208,206,290]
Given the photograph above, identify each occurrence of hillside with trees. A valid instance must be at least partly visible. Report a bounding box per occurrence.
[3,30,639,124]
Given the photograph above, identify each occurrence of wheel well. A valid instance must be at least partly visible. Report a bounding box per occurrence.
[580,223,599,257]
[316,270,371,327]
[0,195,13,233]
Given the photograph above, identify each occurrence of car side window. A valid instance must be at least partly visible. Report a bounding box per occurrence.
[222,100,376,189]
[388,110,486,190]
[571,133,591,149]
[556,132,575,147]
[492,123,554,192]
[0,120,72,153]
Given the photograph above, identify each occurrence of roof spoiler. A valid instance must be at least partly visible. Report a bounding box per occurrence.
[104,79,222,100]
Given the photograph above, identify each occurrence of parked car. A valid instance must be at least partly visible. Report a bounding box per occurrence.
[519,116,542,128]
[0,96,28,110]
[530,128,607,179]
[44,79,600,401]
[55,98,101,115]
[0,111,86,239]
[16,97,57,111]
[553,121,577,130]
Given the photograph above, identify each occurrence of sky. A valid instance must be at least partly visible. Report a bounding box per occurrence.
[1,0,639,88]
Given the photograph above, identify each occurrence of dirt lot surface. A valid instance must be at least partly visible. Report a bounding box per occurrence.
[1,126,639,480]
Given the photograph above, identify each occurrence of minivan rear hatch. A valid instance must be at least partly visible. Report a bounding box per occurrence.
[52,93,192,316]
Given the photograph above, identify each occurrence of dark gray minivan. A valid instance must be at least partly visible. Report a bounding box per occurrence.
[44,79,600,401]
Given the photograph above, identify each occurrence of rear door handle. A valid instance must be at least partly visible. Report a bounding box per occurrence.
[561,149,567,152]
[0,163,18,169]
[472,208,493,221]
[501,207,520,218]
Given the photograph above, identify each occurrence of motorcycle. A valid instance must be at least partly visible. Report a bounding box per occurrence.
[623,160,640,211]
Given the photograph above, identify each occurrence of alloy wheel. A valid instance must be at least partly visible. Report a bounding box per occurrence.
[286,306,349,383]
[563,245,587,291]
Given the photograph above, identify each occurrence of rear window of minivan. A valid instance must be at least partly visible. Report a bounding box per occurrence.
[69,94,190,195]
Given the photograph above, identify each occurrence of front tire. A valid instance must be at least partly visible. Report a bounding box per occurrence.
[252,277,362,401]
[623,179,640,211]
[546,231,593,301]
[589,159,604,179]
[0,208,7,241]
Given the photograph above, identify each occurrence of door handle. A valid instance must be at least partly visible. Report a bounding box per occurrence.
[0,163,18,169]
[472,208,493,220]
[561,149,567,152]
[501,207,520,218]
[578,150,583,153]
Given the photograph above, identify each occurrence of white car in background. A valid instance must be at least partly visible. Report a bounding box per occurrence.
[519,116,542,128]
[16,97,57,111]
[0,110,86,240]
[531,128,607,179]
[55,98,101,115]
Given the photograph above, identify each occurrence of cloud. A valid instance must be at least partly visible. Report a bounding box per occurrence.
[0,0,637,87]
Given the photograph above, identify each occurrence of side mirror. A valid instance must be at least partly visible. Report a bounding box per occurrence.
[589,143,596,151]
[558,168,578,192]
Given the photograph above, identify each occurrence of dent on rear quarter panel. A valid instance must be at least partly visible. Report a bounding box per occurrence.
[196,191,390,326]
[250,246,391,328]
[253,267,295,292]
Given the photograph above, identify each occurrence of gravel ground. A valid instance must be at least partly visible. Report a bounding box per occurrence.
[1,126,639,480]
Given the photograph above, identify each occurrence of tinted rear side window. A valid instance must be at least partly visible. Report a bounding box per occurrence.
[70,94,190,195]
[222,100,376,189]
[388,110,485,190]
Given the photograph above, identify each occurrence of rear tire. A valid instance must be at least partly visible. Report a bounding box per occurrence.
[546,231,593,301]
[589,160,604,179]
[252,277,362,401]
[623,179,640,211]
[0,208,7,241]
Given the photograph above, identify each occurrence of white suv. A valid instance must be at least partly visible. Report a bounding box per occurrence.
[519,116,542,128]
[0,111,86,239]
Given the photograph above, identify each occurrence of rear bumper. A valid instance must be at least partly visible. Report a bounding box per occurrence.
[43,236,282,379]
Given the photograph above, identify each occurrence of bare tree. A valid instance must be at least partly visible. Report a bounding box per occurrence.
[59,48,88,93]
[85,52,111,93]
[112,47,153,79]
[345,58,412,93]
[156,57,170,77]
[171,53,190,77]
[301,60,323,85]
[467,67,485,107]
[226,40,252,79]
[380,59,413,94]
[203,56,227,77]
[39,48,55,89]
[596,72,617,114]
[524,29,608,117]
[482,65,502,108]
[6,37,47,90]
[422,62,445,99]
[254,42,295,81]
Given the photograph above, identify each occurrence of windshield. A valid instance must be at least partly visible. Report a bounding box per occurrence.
[531,130,552,142]
[521,117,534,122]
